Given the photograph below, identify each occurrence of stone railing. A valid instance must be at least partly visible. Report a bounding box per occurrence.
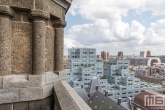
[0,72,91,110]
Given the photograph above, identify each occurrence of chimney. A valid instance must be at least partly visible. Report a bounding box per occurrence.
[105,91,108,97]
[117,98,122,105]
[95,85,98,91]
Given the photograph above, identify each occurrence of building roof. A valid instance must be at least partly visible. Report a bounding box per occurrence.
[89,91,131,110]
[73,87,89,104]
[134,90,165,110]
[86,78,103,94]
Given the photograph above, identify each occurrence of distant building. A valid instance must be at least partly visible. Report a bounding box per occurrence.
[65,48,104,90]
[133,90,165,110]
[103,59,162,102]
[117,51,124,60]
[135,63,165,88]
[101,51,109,61]
[97,55,101,58]
[140,51,145,57]
[129,57,161,66]
[146,50,151,57]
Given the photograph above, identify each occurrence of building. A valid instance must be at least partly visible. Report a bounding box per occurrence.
[65,48,104,90]
[135,63,165,88]
[89,90,131,110]
[133,90,165,110]
[103,59,162,102]
[140,51,145,57]
[146,50,151,57]
[0,1,91,110]
[101,51,109,61]
[117,51,124,59]
[129,57,161,66]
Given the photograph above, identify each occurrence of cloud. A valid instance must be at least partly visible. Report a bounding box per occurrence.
[64,0,165,55]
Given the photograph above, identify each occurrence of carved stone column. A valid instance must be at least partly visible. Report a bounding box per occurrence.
[53,19,66,73]
[0,5,13,76]
[31,10,50,75]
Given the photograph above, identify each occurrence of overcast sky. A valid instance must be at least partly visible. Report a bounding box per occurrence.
[64,0,165,56]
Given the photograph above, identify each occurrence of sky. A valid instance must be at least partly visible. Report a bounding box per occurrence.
[64,0,165,56]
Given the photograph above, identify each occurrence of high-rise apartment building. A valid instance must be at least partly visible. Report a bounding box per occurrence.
[101,51,109,61]
[65,48,104,90]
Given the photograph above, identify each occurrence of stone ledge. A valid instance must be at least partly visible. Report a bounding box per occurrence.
[0,5,14,16]
[2,72,62,89]
[54,80,91,110]
[0,88,18,104]
[31,9,50,19]
[0,72,65,104]
[52,0,72,11]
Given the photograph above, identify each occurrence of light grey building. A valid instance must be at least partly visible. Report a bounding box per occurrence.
[65,48,105,90]
[104,59,162,102]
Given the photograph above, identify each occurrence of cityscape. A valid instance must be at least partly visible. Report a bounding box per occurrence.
[64,48,165,110]
[0,0,165,110]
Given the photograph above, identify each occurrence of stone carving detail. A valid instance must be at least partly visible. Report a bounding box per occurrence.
[11,22,32,74]
[45,27,54,72]
[0,18,11,76]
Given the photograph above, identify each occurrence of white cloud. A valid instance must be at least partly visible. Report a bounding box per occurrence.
[65,0,165,55]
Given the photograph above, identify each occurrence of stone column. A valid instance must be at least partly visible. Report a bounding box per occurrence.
[31,10,50,75]
[53,19,66,73]
[0,5,13,76]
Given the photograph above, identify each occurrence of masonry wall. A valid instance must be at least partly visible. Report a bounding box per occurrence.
[0,95,54,110]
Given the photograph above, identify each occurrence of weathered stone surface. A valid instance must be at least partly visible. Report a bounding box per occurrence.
[0,76,2,89]
[43,83,53,98]
[3,74,46,89]
[45,27,54,72]
[29,95,54,110]
[32,19,46,75]
[19,87,43,102]
[0,103,13,110]
[10,0,33,9]
[0,16,11,76]
[45,72,58,84]
[54,80,91,110]
[12,11,30,22]
[31,9,50,19]
[54,28,64,72]
[35,0,43,10]
[43,0,63,19]
[0,5,14,16]
[13,102,28,110]
[54,80,81,110]
[0,89,18,104]
[3,75,28,89]
[11,22,32,74]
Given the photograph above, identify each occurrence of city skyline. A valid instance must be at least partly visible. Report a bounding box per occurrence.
[64,0,165,55]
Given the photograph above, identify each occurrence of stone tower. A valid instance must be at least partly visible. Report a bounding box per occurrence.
[0,0,91,110]
[146,50,151,57]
